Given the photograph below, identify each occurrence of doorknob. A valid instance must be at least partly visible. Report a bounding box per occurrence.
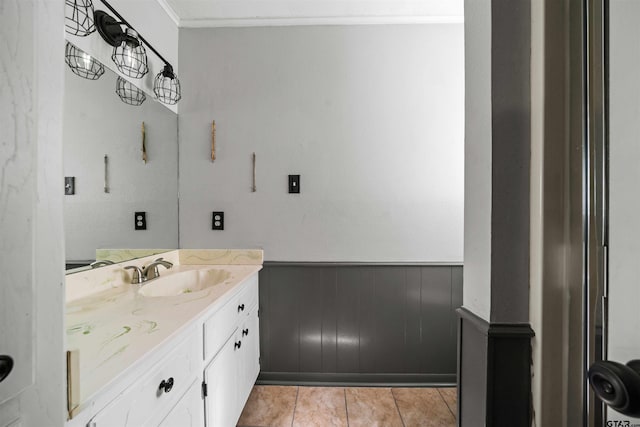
[0,356,13,383]
[588,359,640,417]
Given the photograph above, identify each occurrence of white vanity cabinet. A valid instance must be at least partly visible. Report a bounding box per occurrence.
[203,274,259,426]
[69,269,261,427]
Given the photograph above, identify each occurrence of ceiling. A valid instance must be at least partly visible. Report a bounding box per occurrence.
[157,0,464,27]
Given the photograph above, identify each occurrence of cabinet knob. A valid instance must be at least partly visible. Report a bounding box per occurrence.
[0,356,13,383]
[242,328,249,337]
[235,341,242,350]
[238,304,245,312]
[159,377,174,393]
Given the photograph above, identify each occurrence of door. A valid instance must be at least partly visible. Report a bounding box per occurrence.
[0,0,36,407]
[204,331,239,427]
[605,0,640,423]
[238,307,260,409]
[588,0,640,424]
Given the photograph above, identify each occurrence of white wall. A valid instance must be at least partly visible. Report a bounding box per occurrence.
[63,65,178,261]
[462,0,491,321]
[65,0,180,113]
[608,0,640,422]
[0,0,66,426]
[178,24,464,262]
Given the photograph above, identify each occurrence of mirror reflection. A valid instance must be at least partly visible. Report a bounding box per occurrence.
[62,52,178,271]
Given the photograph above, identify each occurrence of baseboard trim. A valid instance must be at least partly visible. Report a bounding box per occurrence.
[257,372,456,387]
[457,308,534,426]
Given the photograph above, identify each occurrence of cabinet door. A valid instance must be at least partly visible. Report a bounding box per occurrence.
[158,380,204,427]
[238,307,260,409]
[204,331,239,427]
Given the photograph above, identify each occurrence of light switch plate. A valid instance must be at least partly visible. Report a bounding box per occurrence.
[65,177,75,195]
[288,175,300,194]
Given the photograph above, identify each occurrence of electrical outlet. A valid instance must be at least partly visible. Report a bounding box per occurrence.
[65,177,75,195]
[212,212,224,230]
[288,175,300,194]
[135,212,147,230]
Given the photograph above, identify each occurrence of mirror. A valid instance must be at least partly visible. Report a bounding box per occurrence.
[63,61,178,270]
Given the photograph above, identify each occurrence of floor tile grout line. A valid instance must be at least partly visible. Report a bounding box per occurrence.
[291,386,300,427]
[344,388,350,427]
[391,388,407,427]
[436,388,457,421]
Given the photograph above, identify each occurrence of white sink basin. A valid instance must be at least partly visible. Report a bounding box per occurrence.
[138,268,233,297]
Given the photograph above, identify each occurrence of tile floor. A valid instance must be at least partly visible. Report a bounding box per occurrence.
[237,386,457,427]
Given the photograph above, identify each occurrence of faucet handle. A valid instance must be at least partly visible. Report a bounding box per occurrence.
[124,266,145,284]
[142,259,173,281]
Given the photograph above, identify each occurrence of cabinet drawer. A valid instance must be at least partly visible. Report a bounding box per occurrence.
[203,274,259,362]
[237,274,258,316]
[89,329,201,427]
[203,294,241,362]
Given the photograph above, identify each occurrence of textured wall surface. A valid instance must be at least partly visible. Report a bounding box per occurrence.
[178,25,464,262]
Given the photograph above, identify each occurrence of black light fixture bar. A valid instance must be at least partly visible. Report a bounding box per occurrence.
[98,0,173,70]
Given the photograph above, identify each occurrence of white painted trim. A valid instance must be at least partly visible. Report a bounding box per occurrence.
[155,0,181,26]
[179,15,464,28]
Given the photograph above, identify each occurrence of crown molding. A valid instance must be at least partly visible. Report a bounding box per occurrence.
[155,0,181,26]
[179,15,463,28]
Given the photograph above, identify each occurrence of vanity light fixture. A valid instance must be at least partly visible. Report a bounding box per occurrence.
[153,65,181,105]
[65,0,96,36]
[94,9,148,79]
[115,76,146,106]
[111,28,148,79]
[65,42,105,80]
[92,0,182,103]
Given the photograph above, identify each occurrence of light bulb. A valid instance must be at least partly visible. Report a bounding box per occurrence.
[81,52,92,70]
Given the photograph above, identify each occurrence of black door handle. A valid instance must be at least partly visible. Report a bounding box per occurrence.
[238,304,245,312]
[588,359,640,417]
[0,356,14,383]
[242,328,249,336]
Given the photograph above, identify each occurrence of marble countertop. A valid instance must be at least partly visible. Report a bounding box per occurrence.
[65,249,262,416]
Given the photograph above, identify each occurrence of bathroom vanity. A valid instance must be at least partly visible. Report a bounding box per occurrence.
[65,249,262,427]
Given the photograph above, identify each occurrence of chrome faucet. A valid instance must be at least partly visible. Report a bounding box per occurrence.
[142,258,173,281]
[124,258,173,286]
[124,265,145,284]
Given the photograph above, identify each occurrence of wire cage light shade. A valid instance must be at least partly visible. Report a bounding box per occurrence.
[115,76,146,106]
[112,29,148,79]
[65,42,105,80]
[154,65,182,105]
[65,0,96,36]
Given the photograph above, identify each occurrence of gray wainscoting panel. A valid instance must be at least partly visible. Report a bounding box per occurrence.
[258,263,463,385]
